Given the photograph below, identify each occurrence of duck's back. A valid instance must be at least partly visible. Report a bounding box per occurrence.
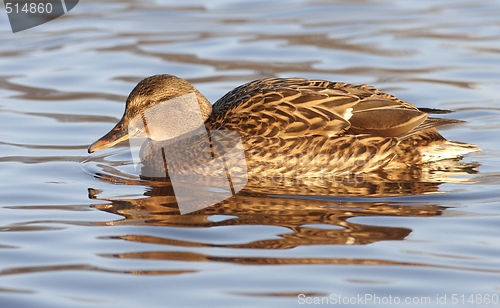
[207,77,450,141]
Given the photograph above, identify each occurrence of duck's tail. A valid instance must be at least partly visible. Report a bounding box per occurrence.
[420,140,481,163]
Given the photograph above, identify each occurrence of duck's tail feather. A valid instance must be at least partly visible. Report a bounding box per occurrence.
[398,117,464,141]
[420,140,481,162]
[417,107,454,114]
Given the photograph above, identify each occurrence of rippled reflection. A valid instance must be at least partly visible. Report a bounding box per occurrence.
[86,185,477,274]
[88,178,436,254]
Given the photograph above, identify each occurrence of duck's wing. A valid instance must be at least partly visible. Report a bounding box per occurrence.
[210,78,359,138]
[330,83,433,138]
[210,78,448,139]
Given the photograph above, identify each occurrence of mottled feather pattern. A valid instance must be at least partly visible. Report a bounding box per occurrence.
[209,77,425,139]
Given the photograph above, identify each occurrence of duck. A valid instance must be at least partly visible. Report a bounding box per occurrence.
[88,74,480,182]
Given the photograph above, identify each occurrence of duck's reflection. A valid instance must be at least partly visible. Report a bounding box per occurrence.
[87,157,479,268]
[89,184,444,248]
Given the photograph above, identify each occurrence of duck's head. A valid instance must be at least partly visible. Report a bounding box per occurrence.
[88,74,212,153]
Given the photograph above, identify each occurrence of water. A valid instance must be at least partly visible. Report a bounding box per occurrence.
[1,0,500,307]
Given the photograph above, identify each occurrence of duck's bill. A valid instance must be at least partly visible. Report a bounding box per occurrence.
[88,123,131,153]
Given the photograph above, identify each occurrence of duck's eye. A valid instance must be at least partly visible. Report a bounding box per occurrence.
[145,101,154,106]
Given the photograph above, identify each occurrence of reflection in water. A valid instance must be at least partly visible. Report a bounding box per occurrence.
[87,178,444,261]
[84,144,480,269]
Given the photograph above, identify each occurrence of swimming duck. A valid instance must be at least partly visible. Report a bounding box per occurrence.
[88,74,479,180]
